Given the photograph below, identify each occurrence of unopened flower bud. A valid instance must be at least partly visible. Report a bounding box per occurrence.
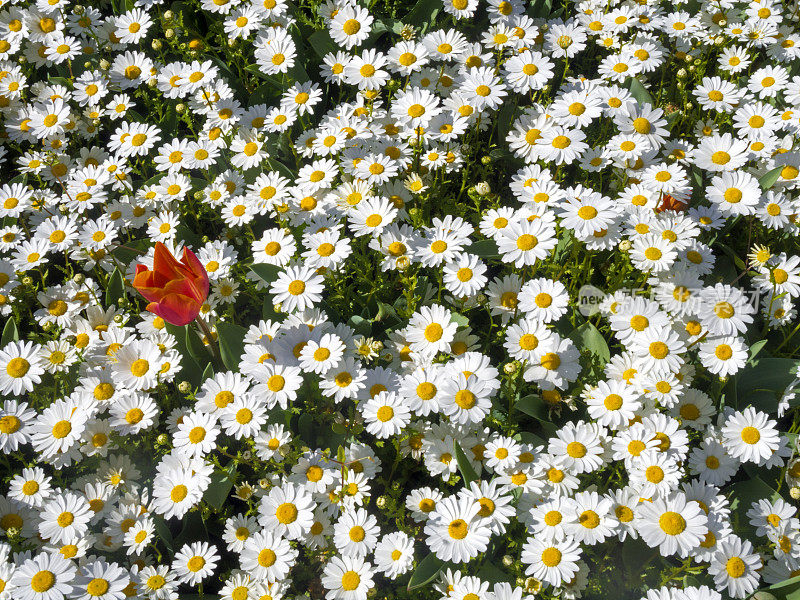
[22,276,33,286]
[157,434,168,445]
[164,28,175,39]
[502,555,514,567]
[151,39,163,51]
[376,496,387,509]
[481,155,492,165]
[178,381,191,394]
[99,59,110,70]
[176,103,186,114]
[619,239,633,251]
[504,361,519,375]
[475,181,491,195]
[163,10,174,20]
[73,273,85,284]
[791,487,800,500]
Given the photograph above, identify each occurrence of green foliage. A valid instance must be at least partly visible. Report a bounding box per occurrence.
[217,321,248,372]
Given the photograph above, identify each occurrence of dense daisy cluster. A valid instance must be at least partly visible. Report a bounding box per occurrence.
[3,0,800,598]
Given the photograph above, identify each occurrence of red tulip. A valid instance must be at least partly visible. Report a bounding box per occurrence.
[133,242,209,326]
[657,193,689,213]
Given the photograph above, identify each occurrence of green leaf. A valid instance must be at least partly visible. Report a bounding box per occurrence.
[717,242,746,270]
[186,327,210,362]
[244,62,273,81]
[204,465,236,510]
[476,563,512,584]
[729,476,780,517]
[759,166,785,191]
[569,322,610,362]
[200,362,214,384]
[262,296,282,321]
[467,239,500,259]
[496,101,518,145]
[1,318,19,347]
[250,83,279,106]
[454,441,478,485]
[164,323,204,386]
[348,315,371,337]
[530,0,554,18]
[250,263,282,285]
[749,339,769,362]
[625,77,655,106]
[623,539,657,578]
[217,321,247,372]
[770,574,800,592]
[111,238,150,266]
[265,157,295,181]
[728,357,800,412]
[402,0,440,34]
[450,312,470,328]
[308,30,338,59]
[375,301,400,325]
[407,553,445,591]
[152,516,173,551]
[287,61,309,84]
[173,510,205,546]
[298,413,315,446]
[105,268,126,307]
[515,395,557,435]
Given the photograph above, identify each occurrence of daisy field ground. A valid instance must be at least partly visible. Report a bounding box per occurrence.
[4,0,800,599]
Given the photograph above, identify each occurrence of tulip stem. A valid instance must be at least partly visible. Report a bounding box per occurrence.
[195,316,224,370]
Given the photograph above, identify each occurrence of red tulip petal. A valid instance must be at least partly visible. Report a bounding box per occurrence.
[182,247,210,297]
[152,242,187,285]
[146,294,200,326]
